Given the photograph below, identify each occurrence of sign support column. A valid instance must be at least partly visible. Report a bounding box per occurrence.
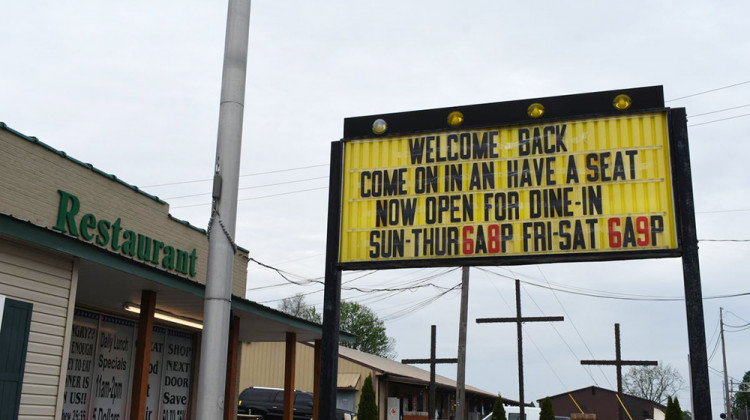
[455,267,470,420]
[671,108,712,420]
[319,141,344,420]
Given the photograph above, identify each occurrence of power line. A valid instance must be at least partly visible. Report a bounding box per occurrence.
[479,268,674,300]
[698,208,750,214]
[533,266,613,388]
[707,327,722,363]
[142,163,329,188]
[485,272,576,391]
[688,112,750,127]
[666,81,750,102]
[249,257,459,294]
[689,103,750,118]
[724,309,750,325]
[171,186,328,208]
[519,279,598,388]
[380,284,461,322]
[477,268,750,301]
[163,176,328,200]
[726,324,750,332]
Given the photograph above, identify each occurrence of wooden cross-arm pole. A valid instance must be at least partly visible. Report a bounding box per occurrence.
[401,358,459,364]
[581,360,658,366]
[477,316,565,323]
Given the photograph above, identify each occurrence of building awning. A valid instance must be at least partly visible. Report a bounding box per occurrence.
[0,214,355,343]
[337,373,361,390]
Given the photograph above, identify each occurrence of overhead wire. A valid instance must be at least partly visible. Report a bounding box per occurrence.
[724,309,750,325]
[688,113,750,128]
[483,270,570,391]
[689,103,750,118]
[533,266,613,388]
[726,324,750,332]
[707,329,723,363]
[163,176,329,200]
[172,186,328,208]
[380,283,461,322]
[249,259,461,317]
[666,81,750,102]
[478,267,750,301]
[347,268,460,309]
[249,257,457,294]
[697,208,750,215]
[705,319,722,363]
[142,164,329,188]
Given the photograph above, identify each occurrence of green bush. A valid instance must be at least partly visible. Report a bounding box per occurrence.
[539,397,555,420]
[490,395,506,420]
[665,396,683,420]
[358,374,378,420]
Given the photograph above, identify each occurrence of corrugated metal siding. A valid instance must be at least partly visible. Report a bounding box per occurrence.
[239,342,318,391]
[0,239,75,420]
[239,342,373,411]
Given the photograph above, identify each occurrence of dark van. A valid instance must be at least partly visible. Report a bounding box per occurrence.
[238,387,314,420]
[237,387,356,420]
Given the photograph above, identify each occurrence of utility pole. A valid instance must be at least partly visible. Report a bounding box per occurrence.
[721,308,732,420]
[455,267,470,420]
[195,1,251,419]
[580,324,658,420]
[477,279,563,420]
[402,325,458,420]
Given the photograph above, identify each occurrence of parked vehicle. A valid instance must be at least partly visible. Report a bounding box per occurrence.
[336,408,357,420]
[237,387,357,420]
[238,387,314,420]
[481,406,569,420]
[482,405,541,420]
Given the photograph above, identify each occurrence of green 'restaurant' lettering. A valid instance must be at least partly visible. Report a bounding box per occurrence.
[53,190,198,278]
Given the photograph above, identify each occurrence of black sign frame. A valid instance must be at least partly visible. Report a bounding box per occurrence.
[318,86,713,420]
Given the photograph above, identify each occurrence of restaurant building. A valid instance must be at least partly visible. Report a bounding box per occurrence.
[0,122,329,419]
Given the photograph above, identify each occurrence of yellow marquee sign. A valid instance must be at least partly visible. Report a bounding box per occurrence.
[339,111,678,266]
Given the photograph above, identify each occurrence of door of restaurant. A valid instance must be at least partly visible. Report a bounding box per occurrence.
[0,296,33,420]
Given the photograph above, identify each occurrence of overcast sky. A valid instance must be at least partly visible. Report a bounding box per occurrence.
[3,0,749,417]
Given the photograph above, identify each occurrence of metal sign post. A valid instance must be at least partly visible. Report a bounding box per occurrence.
[195,1,251,419]
[319,142,344,420]
[671,108,712,419]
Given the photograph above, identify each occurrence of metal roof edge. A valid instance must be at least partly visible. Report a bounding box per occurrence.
[168,214,207,234]
[0,212,205,296]
[230,296,356,342]
[540,385,667,409]
[0,122,167,205]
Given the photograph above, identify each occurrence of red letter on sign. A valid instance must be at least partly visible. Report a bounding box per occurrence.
[462,226,474,255]
[636,216,651,246]
[608,218,621,248]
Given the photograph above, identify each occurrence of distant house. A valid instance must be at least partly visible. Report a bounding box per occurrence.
[239,342,517,420]
[539,386,667,420]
